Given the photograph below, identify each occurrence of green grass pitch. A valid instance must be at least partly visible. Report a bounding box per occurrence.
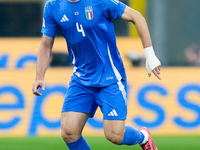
[1,136,200,150]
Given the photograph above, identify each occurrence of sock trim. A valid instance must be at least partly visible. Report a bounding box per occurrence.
[66,136,83,147]
[139,130,149,145]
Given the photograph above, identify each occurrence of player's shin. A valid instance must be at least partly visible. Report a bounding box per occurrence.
[120,126,146,145]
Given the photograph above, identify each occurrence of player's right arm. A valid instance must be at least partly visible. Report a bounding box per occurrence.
[32,35,54,96]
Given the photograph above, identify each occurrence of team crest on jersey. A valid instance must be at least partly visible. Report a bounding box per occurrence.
[85,6,93,20]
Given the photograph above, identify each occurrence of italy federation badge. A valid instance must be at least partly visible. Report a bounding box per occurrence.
[85,6,93,20]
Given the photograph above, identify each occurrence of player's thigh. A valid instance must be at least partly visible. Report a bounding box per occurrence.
[61,111,89,135]
[104,120,125,143]
[104,120,125,135]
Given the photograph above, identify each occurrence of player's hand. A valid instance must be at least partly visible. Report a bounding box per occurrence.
[32,80,45,96]
[146,64,161,80]
[145,46,161,80]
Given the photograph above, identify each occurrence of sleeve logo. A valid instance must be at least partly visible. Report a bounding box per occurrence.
[111,0,119,5]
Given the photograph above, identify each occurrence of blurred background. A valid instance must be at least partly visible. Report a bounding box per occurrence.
[0,0,200,149]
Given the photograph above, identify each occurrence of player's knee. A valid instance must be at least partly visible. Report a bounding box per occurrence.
[105,131,124,145]
[61,126,80,143]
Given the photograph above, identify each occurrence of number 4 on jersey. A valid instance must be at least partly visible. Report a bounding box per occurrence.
[76,22,85,37]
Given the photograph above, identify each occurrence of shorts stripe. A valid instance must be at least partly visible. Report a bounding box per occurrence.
[117,80,127,104]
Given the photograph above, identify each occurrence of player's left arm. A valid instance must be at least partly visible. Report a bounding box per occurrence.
[121,6,161,80]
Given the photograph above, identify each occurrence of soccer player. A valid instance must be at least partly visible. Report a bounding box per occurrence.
[32,0,161,150]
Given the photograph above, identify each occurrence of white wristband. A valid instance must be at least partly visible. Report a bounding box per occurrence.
[144,46,161,74]
[144,46,155,57]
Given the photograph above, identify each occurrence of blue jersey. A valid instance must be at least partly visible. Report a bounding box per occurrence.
[42,0,127,87]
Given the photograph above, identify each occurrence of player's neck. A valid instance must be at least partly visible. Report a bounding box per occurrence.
[68,0,80,2]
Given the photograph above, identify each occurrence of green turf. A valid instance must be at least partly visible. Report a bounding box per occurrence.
[1,136,200,150]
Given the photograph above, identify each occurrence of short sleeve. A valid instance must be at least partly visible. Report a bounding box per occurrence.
[41,2,57,38]
[102,0,126,19]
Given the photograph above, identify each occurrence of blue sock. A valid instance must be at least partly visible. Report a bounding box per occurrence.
[120,126,144,145]
[66,136,91,150]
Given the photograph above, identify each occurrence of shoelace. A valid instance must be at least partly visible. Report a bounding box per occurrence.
[141,143,151,150]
